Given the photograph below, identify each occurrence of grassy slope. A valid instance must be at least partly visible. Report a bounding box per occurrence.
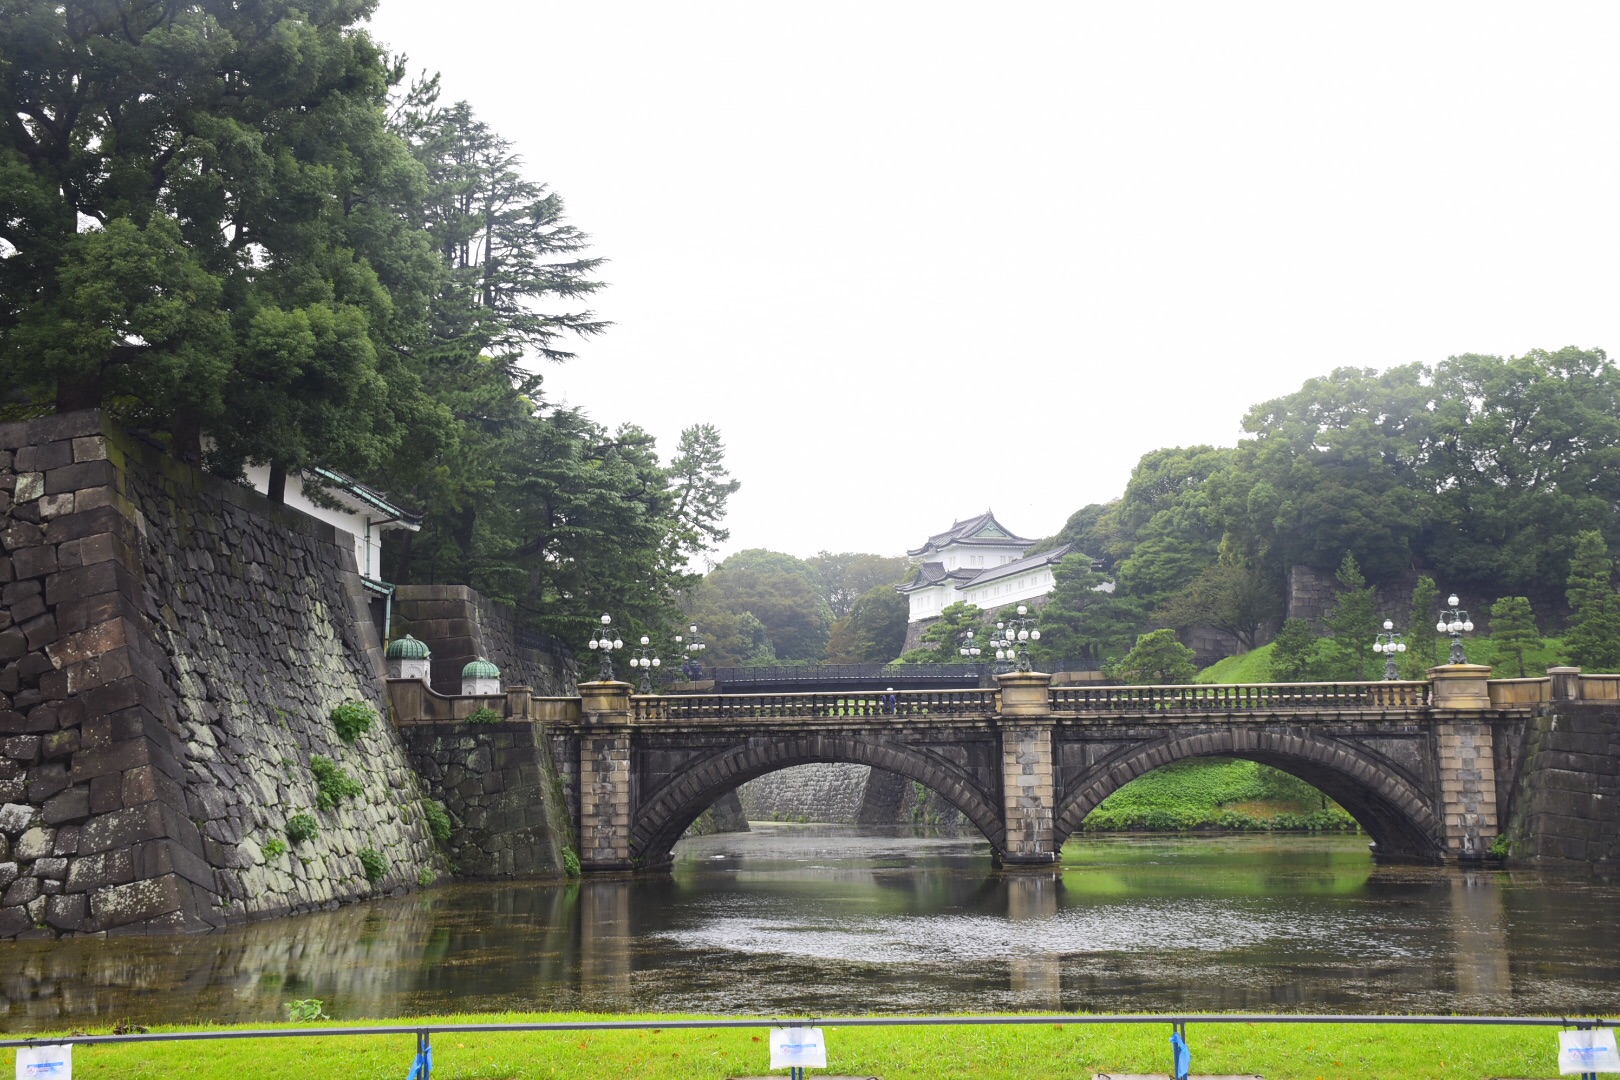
[1194,635,1570,684]
[1,1015,1564,1080]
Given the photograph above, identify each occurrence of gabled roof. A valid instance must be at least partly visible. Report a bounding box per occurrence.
[896,561,980,594]
[308,467,423,530]
[907,510,1033,558]
[953,543,1074,590]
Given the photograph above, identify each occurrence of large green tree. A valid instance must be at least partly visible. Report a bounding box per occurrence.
[825,585,910,664]
[806,552,911,619]
[687,550,831,663]
[1,0,447,484]
[899,601,986,665]
[1316,553,1381,681]
[1112,629,1198,685]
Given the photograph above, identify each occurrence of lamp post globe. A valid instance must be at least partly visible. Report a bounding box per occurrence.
[1373,618,1405,681]
[1438,593,1473,665]
[586,614,621,681]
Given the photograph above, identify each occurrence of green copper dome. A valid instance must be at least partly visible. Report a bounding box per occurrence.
[462,657,500,680]
[385,634,431,660]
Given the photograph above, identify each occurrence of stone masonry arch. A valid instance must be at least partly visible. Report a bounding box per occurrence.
[1052,727,1446,861]
[632,736,1006,866]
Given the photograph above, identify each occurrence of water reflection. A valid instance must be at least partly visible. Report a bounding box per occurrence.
[1,827,1617,1031]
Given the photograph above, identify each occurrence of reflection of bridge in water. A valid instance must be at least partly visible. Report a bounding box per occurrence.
[389,665,1575,876]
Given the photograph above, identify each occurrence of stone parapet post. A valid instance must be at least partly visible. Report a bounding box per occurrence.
[576,681,634,871]
[996,671,1058,865]
[1429,664,1498,858]
[1548,666,1582,702]
[1429,664,1493,710]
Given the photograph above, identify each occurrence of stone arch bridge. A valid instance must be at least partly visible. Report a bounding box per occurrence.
[391,665,1553,874]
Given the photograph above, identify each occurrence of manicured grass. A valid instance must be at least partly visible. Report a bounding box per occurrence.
[0,1014,1569,1079]
[1082,757,1355,832]
[1194,643,1278,684]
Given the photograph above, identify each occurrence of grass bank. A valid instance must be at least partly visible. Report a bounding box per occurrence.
[0,1014,1571,1079]
[1193,636,1570,685]
[1082,757,1356,832]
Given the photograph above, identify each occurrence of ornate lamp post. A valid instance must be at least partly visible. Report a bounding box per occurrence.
[585,613,624,681]
[1372,618,1406,680]
[1004,604,1041,673]
[991,621,1015,675]
[675,624,707,680]
[1436,594,1474,665]
[957,629,982,667]
[632,635,662,693]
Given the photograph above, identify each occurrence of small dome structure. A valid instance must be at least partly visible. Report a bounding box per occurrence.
[462,658,500,680]
[461,657,501,696]
[384,634,432,681]
[385,634,431,659]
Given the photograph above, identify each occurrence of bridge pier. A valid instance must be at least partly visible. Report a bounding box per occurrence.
[577,681,636,872]
[1429,665,1499,859]
[996,672,1059,865]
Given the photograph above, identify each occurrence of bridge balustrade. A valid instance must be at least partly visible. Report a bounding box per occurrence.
[632,687,999,722]
[1049,680,1431,714]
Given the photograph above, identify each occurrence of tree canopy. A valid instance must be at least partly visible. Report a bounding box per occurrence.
[1,3,737,646]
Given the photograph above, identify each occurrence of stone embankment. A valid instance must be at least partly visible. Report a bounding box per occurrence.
[1,412,441,937]
[1503,697,1619,865]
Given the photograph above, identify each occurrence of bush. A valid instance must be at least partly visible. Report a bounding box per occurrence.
[285,814,318,844]
[562,846,581,877]
[1489,833,1511,858]
[416,867,436,887]
[329,700,376,743]
[358,847,387,882]
[311,756,363,810]
[422,800,452,843]
[465,706,502,724]
[285,999,329,1022]
[262,837,288,859]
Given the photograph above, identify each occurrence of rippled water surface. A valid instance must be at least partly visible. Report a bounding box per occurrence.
[3,827,1618,1031]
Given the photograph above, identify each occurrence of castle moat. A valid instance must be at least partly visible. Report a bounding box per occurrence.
[2,828,1617,1031]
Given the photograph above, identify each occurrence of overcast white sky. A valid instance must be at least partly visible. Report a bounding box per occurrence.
[367,2,1620,565]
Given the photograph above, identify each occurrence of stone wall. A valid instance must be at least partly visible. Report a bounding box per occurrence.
[738,763,870,823]
[392,584,576,697]
[0,412,440,938]
[396,720,571,876]
[1503,701,1620,866]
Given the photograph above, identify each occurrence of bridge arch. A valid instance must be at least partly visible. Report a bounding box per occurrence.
[1051,728,1445,861]
[632,736,1006,866]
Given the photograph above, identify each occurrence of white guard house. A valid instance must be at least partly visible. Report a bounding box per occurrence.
[897,511,1076,624]
[243,465,421,623]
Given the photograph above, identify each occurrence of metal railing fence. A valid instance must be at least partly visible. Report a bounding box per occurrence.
[1050,680,1431,714]
[633,687,999,722]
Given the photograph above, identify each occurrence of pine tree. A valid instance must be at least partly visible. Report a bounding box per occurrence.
[1112,629,1198,685]
[1318,553,1380,681]
[1400,576,1442,678]
[1565,531,1620,672]
[1268,618,1321,682]
[1488,596,1542,678]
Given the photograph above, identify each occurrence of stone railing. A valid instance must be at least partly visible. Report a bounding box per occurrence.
[631,687,1000,722]
[1486,677,1552,706]
[1050,680,1431,715]
[386,678,581,725]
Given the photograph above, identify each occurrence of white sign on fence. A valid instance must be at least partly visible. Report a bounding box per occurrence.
[1559,1029,1620,1075]
[15,1044,71,1079]
[769,1026,828,1070]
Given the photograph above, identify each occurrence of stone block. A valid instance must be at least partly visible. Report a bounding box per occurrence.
[0,802,38,835]
[0,627,25,661]
[27,762,69,802]
[0,904,29,937]
[45,892,86,931]
[27,411,105,443]
[43,785,90,825]
[68,736,153,784]
[31,855,67,879]
[90,872,188,930]
[44,459,116,496]
[0,709,53,735]
[10,544,58,580]
[72,436,107,463]
[45,619,128,670]
[13,825,55,861]
[20,612,57,651]
[52,825,79,854]
[65,848,134,891]
[3,735,40,762]
[2,874,39,907]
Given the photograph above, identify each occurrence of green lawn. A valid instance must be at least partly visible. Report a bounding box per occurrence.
[1080,757,1356,832]
[0,1014,1574,1079]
